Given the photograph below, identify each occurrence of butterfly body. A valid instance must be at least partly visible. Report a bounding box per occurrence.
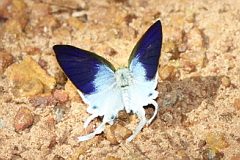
[53,20,162,142]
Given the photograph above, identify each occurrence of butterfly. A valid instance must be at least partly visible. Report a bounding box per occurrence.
[53,20,162,142]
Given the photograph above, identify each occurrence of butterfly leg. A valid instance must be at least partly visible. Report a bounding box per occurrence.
[126,107,147,142]
[78,120,107,142]
[83,114,98,128]
[147,100,158,124]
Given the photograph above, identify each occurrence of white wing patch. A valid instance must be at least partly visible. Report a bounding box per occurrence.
[77,61,158,142]
[77,64,124,142]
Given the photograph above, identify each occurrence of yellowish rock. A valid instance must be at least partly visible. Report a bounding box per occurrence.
[221,76,231,88]
[159,65,178,81]
[68,17,85,30]
[12,78,44,97]
[105,124,132,144]
[206,132,229,149]
[6,56,56,97]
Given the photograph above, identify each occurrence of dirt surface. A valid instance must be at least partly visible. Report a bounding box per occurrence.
[0,0,240,159]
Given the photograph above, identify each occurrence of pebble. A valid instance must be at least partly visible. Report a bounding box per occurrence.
[221,77,231,87]
[53,27,71,41]
[67,17,85,30]
[205,132,229,149]
[14,107,34,131]
[187,27,204,50]
[180,61,196,73]
[29,93,57,107]
[159,65,177,81]
[2,19,23,34]
[24,46,42,55]
[54,105,66,122]
[53,89,69,103]
[105,47,118,56]
[180,50,207,68]
[202,147,224,160]
[31,3,50,19]
[104,124,132,144]
[162,41,180,59]
[163,26,184,44]
[0,50,14,74]
[37,15,60,30]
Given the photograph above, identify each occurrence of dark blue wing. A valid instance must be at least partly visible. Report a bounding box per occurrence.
[129,20,162,80]
[53,45,116,94]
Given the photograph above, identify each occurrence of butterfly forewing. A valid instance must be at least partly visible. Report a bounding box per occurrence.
[53,45,115,94]
[129,20,162,81]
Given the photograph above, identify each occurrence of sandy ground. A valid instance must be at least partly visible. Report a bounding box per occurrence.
[0,0,240,159]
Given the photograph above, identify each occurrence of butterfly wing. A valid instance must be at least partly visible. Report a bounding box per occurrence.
[127,20,162,141]
[53,45,116,94]
[129,20,162,81]
[53,45,124,141]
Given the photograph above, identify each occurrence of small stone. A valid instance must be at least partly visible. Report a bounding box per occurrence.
[206,132,229,149]
[187,27,204,50]
[202,147,224,160]
[105,124,132,144]
[2,19,23,34]
[178,43,188,53]
[162,41,180,59]
[37,15,59,30]
[31,3,50,18]
[105,47,117,56]
[198,140,207,148]
[29,93,57,107]
[180,61,196,73]
[159,65,177,81]
[53,27,71,41]
[25,46,42,55]
[0,50,14,74]
[54,105,66,122]
[117,110,129,121]
[185,10,195,23]
[124,13,137,25]
[53,89,69,103]
[163,26,184,44]
[234,98,240,110]
[7,0,27,29]
[55,70,67,85]
[14,107,34,131]
[67,17,85,30]
[180,50,207,68]
[221,77,231,87]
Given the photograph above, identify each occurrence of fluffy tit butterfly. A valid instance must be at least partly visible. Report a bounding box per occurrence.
[53,20,162,142]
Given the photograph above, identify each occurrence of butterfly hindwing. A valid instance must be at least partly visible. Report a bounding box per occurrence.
[53,45,115,94]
